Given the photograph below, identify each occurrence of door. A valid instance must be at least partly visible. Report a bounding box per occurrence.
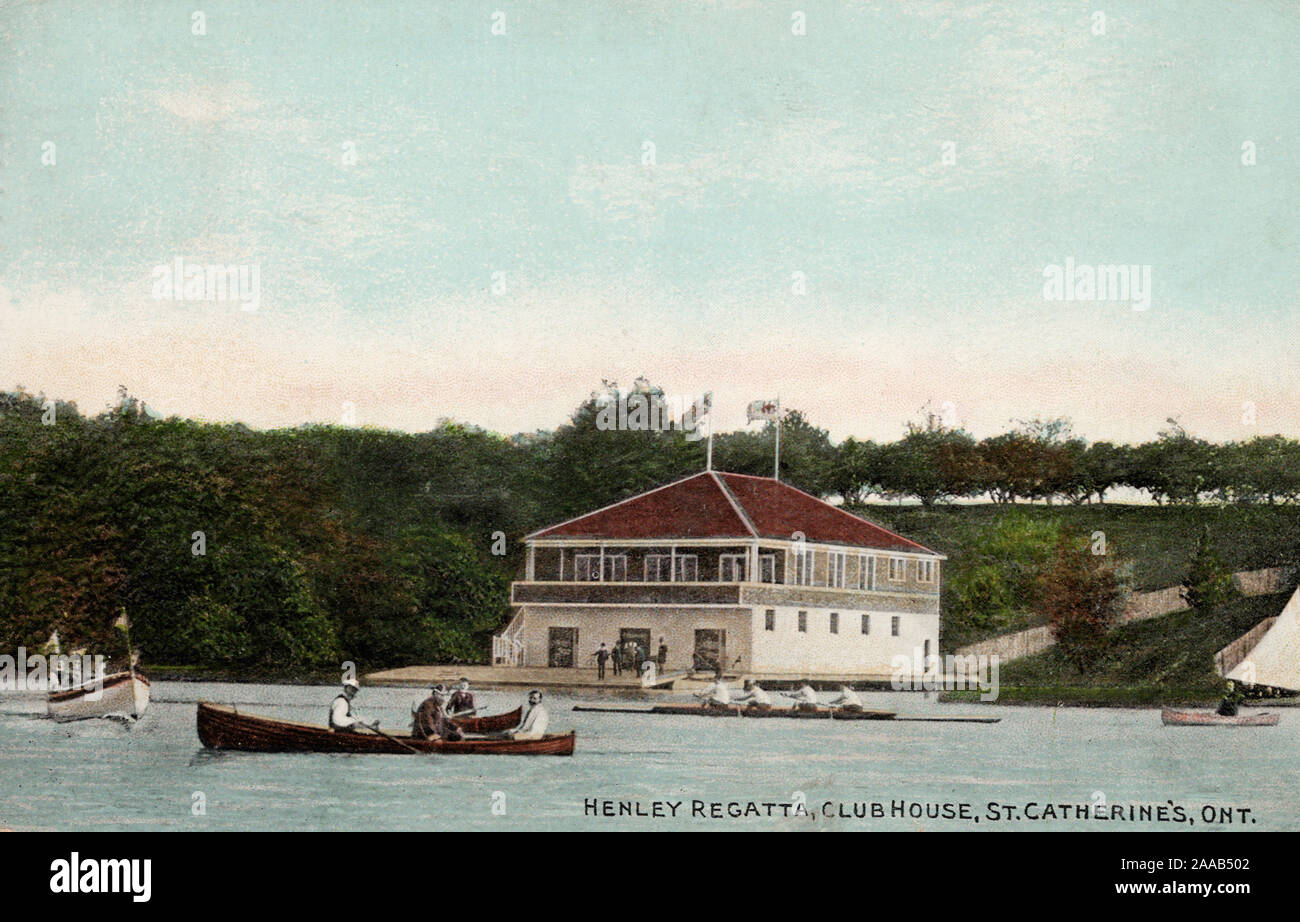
[693,629,727,673]
[548,627,578,667]
[620,628,651,668]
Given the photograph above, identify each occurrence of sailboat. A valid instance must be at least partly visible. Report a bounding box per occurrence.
[46,611,150,722]
[1226,585,1300,694]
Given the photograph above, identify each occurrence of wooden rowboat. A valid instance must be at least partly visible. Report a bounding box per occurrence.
[196,701,575,755]
[1161,707,1279,727]
[573,703,896,720]
[48,670,150,722]
[450,707,521,734]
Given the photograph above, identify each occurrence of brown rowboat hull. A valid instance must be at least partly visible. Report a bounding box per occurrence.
[1160,707,1279,727]
[451,707,521,734]
[196,702,575,755]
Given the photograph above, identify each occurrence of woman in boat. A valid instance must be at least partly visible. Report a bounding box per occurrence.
[329,679,377,733]
[447,678,476,717]
[732,680,772,711]
[412,684,463,741]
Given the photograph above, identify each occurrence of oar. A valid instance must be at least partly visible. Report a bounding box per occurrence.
[363,722,424,754]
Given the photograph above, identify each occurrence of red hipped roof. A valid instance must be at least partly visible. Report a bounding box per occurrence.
[527,471,938,554]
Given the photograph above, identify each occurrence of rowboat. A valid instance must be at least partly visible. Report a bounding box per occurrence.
[47,670,150,722]
[573,703,896,720]
[1161,707,1279,727]
[451,707,521,734]
[196,702,575,755]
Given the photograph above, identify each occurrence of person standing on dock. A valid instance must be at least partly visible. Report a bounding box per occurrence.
[782,680,821,711]
[657,637,668,673]
[593,643,611,680]
[447,678,476,716]
[329,678,376,732]
[412,684,463,741]
[694,676,732,709]
[826,685,864,713]
[507,689,549,740]
[732,679,772,711]
[611,642,624,677]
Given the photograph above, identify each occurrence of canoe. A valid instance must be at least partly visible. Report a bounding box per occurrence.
[573,703,896,720]
[450,707,521,734]
[48,670,150,722]
[1160,707,1279,727]
[196,701,575,755]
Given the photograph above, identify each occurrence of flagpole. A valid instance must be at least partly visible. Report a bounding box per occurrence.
[774,397,781,481]
[706,416,713,471]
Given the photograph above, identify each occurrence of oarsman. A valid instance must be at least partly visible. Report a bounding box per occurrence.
[1217,680,1244,717]
[732,679,772,711]
[506,689,549,740]
[329,678,377,733]
[412,684,463,741]
[782,679,821,711]
[592,643,611,680]
[825,684,864,713]
[694,676,732,709]
[447,677,476,716]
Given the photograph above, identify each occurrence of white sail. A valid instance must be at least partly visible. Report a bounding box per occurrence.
[1228,586,1300,691]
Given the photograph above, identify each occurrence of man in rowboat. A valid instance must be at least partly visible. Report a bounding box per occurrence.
[781,680,821,711]
[731,679,772,711]
[329,678,378,733]
[504,689,549,740]
[412,684,464,741]
[825,684,864,713]
[447,677,476,716]
[694,676,732,709]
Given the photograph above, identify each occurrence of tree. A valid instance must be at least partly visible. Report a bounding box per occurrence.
[1042,532,1127,673]
[877,414,980,505]
[1181,525,1240,611]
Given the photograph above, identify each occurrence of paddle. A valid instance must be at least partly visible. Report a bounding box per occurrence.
[361,721,424,754]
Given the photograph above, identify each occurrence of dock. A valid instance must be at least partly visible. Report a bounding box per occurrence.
[364,664,690,692]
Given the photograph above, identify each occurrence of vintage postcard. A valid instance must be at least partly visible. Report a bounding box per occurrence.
[1,0,1295,896]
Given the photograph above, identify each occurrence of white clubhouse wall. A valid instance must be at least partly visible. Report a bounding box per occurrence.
[748,605,940,678]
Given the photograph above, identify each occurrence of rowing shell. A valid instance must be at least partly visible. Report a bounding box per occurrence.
[196,702,575,755]
[572,704,1000,723]
[1160,707,1279,727]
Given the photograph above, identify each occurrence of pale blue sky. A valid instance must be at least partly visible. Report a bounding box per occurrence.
[2,0,1297,442]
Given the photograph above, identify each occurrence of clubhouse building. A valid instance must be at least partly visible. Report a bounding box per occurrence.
[495,471,944,680]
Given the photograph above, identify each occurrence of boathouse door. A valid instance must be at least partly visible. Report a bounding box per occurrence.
[693,629,726,674]
[548,627,578,667]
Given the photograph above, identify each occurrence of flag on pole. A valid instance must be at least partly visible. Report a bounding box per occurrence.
[746,399,779,422]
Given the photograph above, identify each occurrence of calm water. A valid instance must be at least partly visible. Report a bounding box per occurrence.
[0,682,1293,831]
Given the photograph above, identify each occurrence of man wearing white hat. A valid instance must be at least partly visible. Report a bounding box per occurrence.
[329,678,376,733]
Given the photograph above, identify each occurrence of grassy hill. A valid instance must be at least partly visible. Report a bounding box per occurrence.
[854,503,1300,650]
[943,593,1291,706]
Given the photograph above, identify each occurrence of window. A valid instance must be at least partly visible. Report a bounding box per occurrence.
[797,611,807,633]
[603,555,627,582]
[759,554,777,584]
[855,554,868,590]
[644,554,671,582]
[889,557,907,582]
[764,609,775,632]
[918,559,937,583]
[674,555,698,582]
[575,554,599,581]
[829,552,846,588]
[890,615,900,637]
[793,548,814,586]
[719,553,748,582]
[861,613,870,635]
[829,612,839,634]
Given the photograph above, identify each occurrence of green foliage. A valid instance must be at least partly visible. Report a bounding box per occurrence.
[942,512,1061,642]
[1042,531,1128,674]
[1181,526,1240,611]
